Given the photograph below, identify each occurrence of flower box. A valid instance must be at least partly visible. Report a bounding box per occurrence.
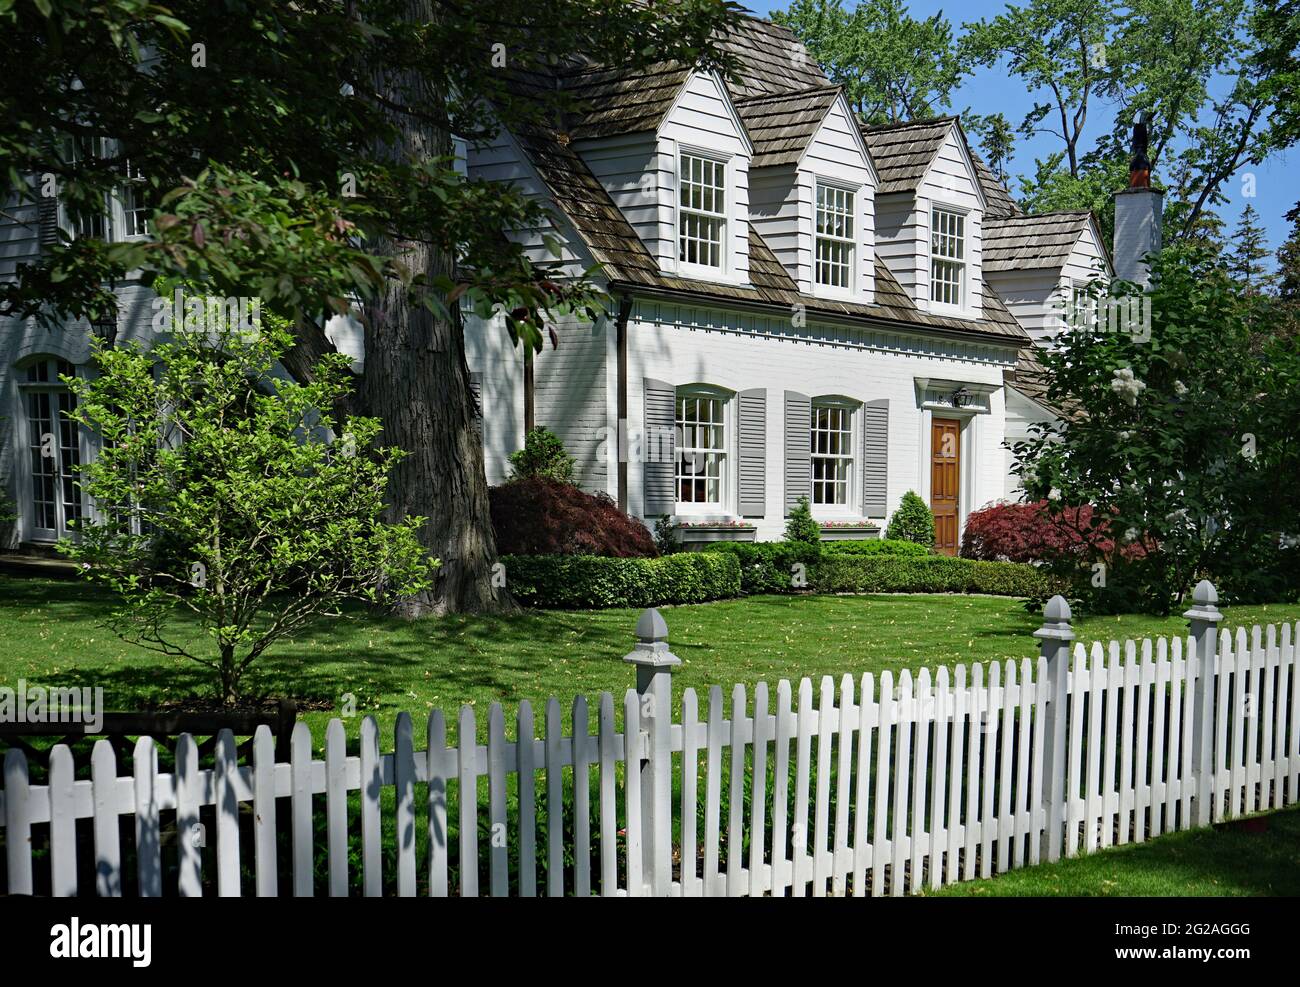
[674,521,758,544]
[817,522,881,541]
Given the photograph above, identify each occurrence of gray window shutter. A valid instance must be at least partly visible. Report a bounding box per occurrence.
[38,193,59,252]
[737,388,766,517]
[643,377,676,515]
[784,390,811,515]
[862,398,889,517]
[469,371,483,445]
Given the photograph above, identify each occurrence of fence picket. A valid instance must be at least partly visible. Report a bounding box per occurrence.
[1179,640,1196,831]
[772,680,793,896]
[1215,630,1234,820]
[1084,645,1104,853]
[251,728,275,897]
[1012,658,1033,869]
[48,745,76,897]
[487,704,508,897]
[996,661,1014,874]
[573,695,592,898]
[1245,628,1261,814]
[853,673,876,897]
[979,662,998,877]
[871,671,893,897]
[428,710,450,898]
[1101,644,1121,848]
[91,740,121,897]
[1118,642,1138,843]
[517,701,537,897]
[1065,648,1086,858]
[395,713,417,897]
[1230,629,1248,817]
[704,685,725,896]
[175,734,202,896]
[623,689,644,897]
[361,716,382,896]
[546,698,565,897]
[2,749,32,895]
[727,683,747,897]
[680,688,700,897]
[325,719,347,897]
[290,721,314,896]
[598,692,617,896]
[832,675,855,896]
[1134,641,1154,843]
[891,670,913,896]
[929,667,950,888]
[1267,626,1283,810]
[948,664,967,878]
[1165,641,1184,832]
[812,676,834,897]
[912,668,932,892]
[749,682,770,898]
[1149,641,1169,838]
[1029,658,1047,866]
[791,678,814,897]
[457,706,478,898]
[214,730,241,897]
[962,663,981,881]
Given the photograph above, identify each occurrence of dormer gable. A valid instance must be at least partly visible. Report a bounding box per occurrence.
[864,117,986,318]
[742,87,878,301]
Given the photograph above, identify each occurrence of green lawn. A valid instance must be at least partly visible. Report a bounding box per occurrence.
[926,805,1300,896]
[3,574,1299,747]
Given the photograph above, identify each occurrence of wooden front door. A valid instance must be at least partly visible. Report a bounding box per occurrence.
[930,418,961,556]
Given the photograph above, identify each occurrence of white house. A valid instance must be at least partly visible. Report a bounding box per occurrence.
[0,15,1126,557]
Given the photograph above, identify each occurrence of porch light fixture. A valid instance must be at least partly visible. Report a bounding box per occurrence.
[952,386,972,408]
[90,311,118,347]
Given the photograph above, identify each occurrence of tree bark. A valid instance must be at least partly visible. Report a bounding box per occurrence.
[361,0,509,617]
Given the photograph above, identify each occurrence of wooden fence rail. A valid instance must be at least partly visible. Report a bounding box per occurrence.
[2,581,1297,897]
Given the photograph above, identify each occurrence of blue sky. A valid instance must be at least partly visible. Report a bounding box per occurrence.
[744,0,1295,263]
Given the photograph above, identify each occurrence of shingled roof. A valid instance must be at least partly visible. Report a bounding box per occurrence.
[501,17,1027,346]
[734,86,842,168]
[972,152,1021,219]
[983,212,1094,272]
[859,117,955,194]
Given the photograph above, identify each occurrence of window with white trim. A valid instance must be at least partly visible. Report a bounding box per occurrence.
[1066,282,1097,330]
[931,208,965,307]
[675,390,727,508]
[19,358,84,540]
[811,401,853,507]
[678,153,726,269]
[120,158,150,239]
[815,184,855,289]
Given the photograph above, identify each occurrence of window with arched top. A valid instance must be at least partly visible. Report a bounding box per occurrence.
[17,358,85,541]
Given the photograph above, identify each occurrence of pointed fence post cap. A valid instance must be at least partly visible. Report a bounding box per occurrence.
[1184,579,1223,624]
[624,607,680,668]
[1034,594,1075,642]
[636,607,669,644]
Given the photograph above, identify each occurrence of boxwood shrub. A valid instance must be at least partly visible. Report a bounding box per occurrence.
[701,541,822,594]
[500,552,741,609]
[821,539,930,557]
[808,554,1049,597]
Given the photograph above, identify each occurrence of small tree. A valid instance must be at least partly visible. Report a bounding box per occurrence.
[61,323,434,704]
[785,496,821,545]
[886,491,935,547]
[508,426,576,484]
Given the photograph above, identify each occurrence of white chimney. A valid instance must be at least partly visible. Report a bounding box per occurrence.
[1112,119,1163,287]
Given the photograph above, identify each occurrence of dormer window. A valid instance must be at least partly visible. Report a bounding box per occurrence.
[678,152,726,269]
[931,208,966,307]
[815,183,855,290]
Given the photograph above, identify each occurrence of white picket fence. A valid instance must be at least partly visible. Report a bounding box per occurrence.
[2,581,1297,897]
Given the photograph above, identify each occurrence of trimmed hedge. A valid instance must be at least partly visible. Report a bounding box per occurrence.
[821,539,930,557]
[808,555,1049,597]
[500,552,741,609]
[701,541,822,594]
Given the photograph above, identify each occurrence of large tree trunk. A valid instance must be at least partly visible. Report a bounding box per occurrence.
[361,0,509,617]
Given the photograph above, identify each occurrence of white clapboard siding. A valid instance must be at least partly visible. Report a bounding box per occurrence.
[2,607,1296,898]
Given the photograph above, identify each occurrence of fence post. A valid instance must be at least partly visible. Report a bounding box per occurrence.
[624,607,681,896]
[1035,595,1074,862]
[1185,579,1222,827]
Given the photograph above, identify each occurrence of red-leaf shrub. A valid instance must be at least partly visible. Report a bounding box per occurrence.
[490,477,658,558]
[960,500,1144,563]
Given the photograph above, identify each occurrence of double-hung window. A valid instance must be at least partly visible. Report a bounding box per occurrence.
[675,391,726,508]
[120,158,151,239]
[931,208,965,307]
[19,359,84,541]
[678,153,726,269]
[811,402,853,508]
[815,184,855,290]
[1067,282,1097,330]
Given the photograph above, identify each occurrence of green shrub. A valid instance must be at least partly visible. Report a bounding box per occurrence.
[702,541,822,594]
[653,514,678,554]
[808,555,1048,597]
[500,552,740,609]
[508,426,575,483]
[821,538,930,557]
[886,490,935,547]
[784,496,821,544]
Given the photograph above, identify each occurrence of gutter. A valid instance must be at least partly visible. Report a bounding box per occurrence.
[615,292,633,511]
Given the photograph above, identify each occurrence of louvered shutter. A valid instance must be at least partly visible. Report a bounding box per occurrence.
[784,390,811,515]
[861,398,889,517]
[737,388,767,517]
[643,378,676,515]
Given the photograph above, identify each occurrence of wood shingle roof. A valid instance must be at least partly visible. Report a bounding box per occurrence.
[734,86,841,168]
[859,117,955,194]
[983,212,1093,271]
